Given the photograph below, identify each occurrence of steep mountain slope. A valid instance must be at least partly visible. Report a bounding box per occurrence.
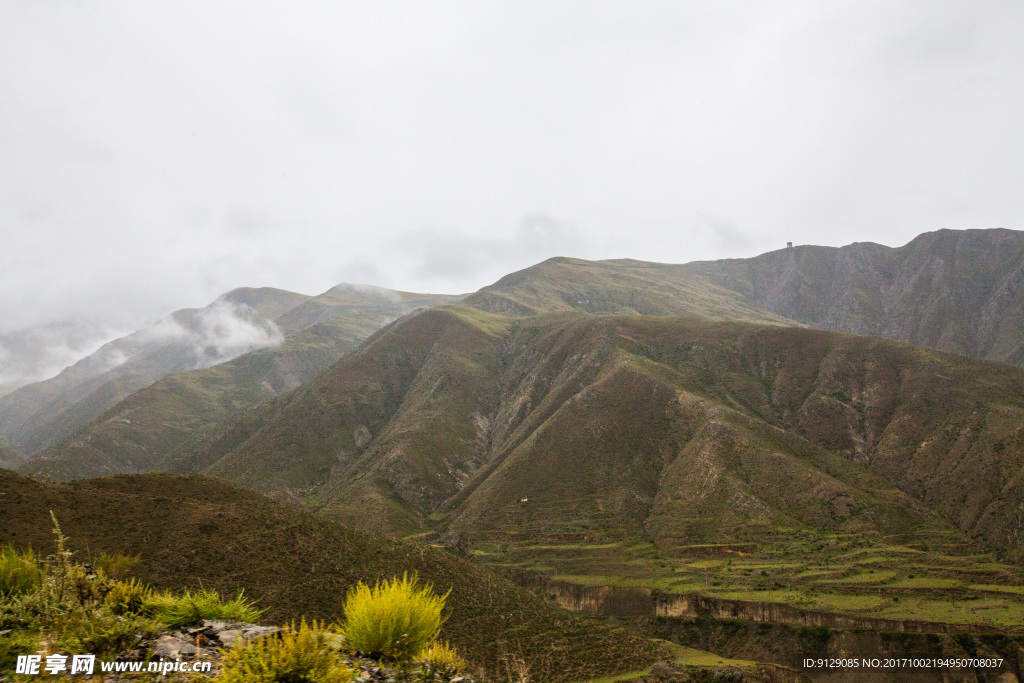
[18,286,462,480]
[0,287,309,454]
[464,256,795,324]
[686,228,1024,365]
[0,470,661,680]
[24,228,1022,483]
[461,228,1024,367]
[174,306,1024,560]
[0,444,22,469]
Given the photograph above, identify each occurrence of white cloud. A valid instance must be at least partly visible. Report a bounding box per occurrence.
[143,300,285,368]
[0,0,1021,344]
[0,321,125,391]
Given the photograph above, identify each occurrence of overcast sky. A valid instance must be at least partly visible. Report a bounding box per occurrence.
[2,0,1023,340]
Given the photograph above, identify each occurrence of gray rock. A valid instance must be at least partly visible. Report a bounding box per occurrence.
[153,635,199,659]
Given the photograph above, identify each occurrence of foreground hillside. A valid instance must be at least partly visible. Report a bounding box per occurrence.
[0,470,662,681]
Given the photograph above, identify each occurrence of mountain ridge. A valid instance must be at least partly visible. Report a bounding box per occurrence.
[16,286,463,479]
[162,306,1024,562]
[683,227,1024,365]
[0,286,309,454]
[14,228,1024,564]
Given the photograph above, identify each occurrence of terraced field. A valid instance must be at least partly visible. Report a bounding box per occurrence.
[462,531,1024,630]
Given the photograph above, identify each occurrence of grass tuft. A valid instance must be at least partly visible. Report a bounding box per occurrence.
[416,640,466,676]
[93,551,140,580]
[143,587,264,627]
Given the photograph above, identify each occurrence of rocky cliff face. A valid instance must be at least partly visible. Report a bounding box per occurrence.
[688,229,1024,365]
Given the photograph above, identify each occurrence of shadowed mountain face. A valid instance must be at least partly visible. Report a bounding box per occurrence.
[684,228,1024,366]
[16,286,462,479]
[168,306,1024,560]
[0,470,661,681]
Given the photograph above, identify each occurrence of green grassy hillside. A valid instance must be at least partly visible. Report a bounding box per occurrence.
[0,469,663,680]
[464,228,1024,368]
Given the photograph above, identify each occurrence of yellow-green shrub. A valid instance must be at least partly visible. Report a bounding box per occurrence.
[57,609,162,657]
[0,545,40,597]
[93,551,140,580]
[105,578,153,615]
[342,572,450,662]
[416,640,465,676]
[216,619,353,683]
[0,630,39,673]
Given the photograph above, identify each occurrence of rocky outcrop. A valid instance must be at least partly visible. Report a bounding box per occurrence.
[104,619,279,677]
[92,619,475,683]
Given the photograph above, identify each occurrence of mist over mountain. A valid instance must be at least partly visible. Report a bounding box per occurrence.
[0,284,461,459]
[0,287,305,456]
[0,320,126,398]
[13,285,462,474]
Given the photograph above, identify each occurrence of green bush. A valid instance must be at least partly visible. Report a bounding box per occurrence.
[216,619,353,683]
[0,545,41,597]
[143,588,264,627]
[342,572,450,662]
